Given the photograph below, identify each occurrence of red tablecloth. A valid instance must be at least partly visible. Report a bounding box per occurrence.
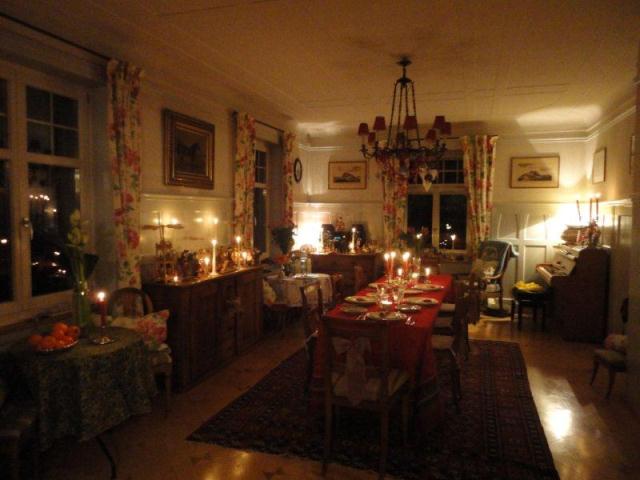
[312,274,453,418]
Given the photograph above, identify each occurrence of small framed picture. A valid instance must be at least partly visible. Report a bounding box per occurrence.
[510,155,559,188]
[592,147,606,184]
[328,161,367,189]
[163,109,215,189]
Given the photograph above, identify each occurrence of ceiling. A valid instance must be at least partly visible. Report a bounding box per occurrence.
[2,0,639,137]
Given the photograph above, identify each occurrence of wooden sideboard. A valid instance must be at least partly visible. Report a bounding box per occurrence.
[143,267,263,391]
[310,253,384,295]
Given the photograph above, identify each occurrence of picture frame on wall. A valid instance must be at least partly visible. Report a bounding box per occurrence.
[328,160,367,189]
[510,155,559,188]
[163,109,215,189]
[592,147,606,184]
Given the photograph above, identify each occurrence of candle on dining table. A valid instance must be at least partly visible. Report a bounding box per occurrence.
[96,291,107,328]
[211,239,217,275]
[397,267,403,279]
[402,251,410,272]
[390,251,397,279]
[425,266,431,281]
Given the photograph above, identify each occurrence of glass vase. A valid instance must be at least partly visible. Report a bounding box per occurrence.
[72,281,92,331]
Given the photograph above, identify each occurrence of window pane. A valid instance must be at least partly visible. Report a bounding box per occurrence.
[439,194,467,250]
[407,194,433,246]
[29,163,80,296]
[0,160,12,303]
[253,187,267,253]
[53,127,78,158]
[255,150,267,184]
[53,94,78,127]
[27,122,52,154]
[26,86,51,122]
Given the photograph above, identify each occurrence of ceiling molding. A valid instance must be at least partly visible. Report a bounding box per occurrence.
[298,143,344,152]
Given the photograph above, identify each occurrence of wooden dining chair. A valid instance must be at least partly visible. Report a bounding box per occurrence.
[353,264,367,293]
[433,280,478,359]
[107,288,172,416]
[299,284,323,394]
[321,315,411,480]
[329,273,344,306]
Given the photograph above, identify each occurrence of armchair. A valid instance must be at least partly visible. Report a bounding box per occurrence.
[472,241,518,314]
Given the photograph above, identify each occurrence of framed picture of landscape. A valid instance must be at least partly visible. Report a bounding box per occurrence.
[510,155,559,188]
[163,109,215,189]
[328,160,367,189]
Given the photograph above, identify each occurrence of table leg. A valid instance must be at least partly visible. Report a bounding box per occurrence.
[96,435,117,479]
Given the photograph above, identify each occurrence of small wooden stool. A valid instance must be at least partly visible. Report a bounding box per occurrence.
[511,287,550,331]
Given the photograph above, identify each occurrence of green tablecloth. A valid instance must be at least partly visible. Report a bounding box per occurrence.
[12,327,157,450]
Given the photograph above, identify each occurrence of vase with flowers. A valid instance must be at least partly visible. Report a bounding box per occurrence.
[270,223,296,274]
[65,210,99,330]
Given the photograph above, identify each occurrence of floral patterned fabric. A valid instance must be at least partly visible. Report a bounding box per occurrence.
[108,59,143,287]
[283,132,296,226]
[110,310,169,351]
[233,113,257,246]
[462,136,498,257]
[12,327,156,451]
[378,156,408,248]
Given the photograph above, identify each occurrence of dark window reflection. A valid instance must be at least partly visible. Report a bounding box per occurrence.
[439,194,467,250]
[26,86,78,158]
[407,194,433,246]
[255,150,267,184]
[0,160,11,303]
[29,163,80,296]
[253,187,267,253]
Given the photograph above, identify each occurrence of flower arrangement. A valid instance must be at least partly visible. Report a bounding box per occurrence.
[398,226,429,254]
[65,210,98,329]
[270,222,297,255]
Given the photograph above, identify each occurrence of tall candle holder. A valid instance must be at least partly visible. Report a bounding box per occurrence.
[91,291,115,345]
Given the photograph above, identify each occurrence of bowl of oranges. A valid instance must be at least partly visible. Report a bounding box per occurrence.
[28,322,81,353]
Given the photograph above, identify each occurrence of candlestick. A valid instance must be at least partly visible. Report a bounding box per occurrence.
[425,267,431,281]
[349,241,355,253]
[235,235,242,251]
[397,267,403,278]
[402,251,410,272]
[576,199,582,223]
[241,251,248,267]
[96,291,107,328]
[211,239,218,275]
[450,234,456,250]
[351,227,356,251]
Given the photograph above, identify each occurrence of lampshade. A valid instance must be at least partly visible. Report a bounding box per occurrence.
[367,132,376,144]
[425,129,437,141]
[357,122,370,136]
[373,116,387,131]
[433,115,446,131]
[403,115,418,130]
[442,121,452,136]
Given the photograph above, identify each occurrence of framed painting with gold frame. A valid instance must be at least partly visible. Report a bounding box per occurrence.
[328,161,367,189]
[163,109,215,189]
[592,147,606,184]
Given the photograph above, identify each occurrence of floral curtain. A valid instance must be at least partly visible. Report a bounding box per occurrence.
[462,135,498,256]
[282,132,296,226]
[378,156,408,248]
[108,59,143,288]
[233,113,257,246]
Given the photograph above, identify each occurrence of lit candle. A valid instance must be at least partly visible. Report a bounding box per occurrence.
[96,291,107,328]
[402,251,410,272]
[397,267,403,278]
[383,252,391,278]
[425,267,431,280]
[204,256,210,275]
[235,235,242,251]
[349,241,355,253]
[241,251,248,267]
[173,275,179,283]
[450,234,456,249]
[211,239,217,275]
[351,227,357,250]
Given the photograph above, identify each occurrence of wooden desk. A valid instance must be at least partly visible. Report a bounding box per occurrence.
[143,267,263,391]
[310,253,384,295]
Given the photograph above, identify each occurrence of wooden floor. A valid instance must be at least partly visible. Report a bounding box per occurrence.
[37,314,640,480]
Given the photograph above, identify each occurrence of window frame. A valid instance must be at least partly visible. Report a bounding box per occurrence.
[253,143,269,256]
[0,60,92,325]
[407,183,469,253]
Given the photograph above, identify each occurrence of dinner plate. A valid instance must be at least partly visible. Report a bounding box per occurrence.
[345,296,377,305]
[364,291,378,297]
[398,304,422,313]
[365,311,407,321]
[368,282,390,289]
[405,297,439,306]
[402,289,422,295]
[341,305,368,314]
[414,283,444,291]
[36,339,79,354]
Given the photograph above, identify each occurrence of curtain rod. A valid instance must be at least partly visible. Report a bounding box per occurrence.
[1,13,110,61]
[233,111,284,134]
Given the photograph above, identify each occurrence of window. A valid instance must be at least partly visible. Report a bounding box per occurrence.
[408,191,468,251]
[408,149,464,185]
[253,149,268,254]
[0,62,88,323]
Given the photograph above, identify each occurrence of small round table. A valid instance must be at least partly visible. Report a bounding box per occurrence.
[511,287,551,331]
[12,327,157,477]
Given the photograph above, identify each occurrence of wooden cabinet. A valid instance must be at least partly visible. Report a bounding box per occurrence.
[143,267,263,391]
[310,253,384,294]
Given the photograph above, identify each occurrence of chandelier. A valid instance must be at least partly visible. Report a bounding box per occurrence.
[357,58,451,187]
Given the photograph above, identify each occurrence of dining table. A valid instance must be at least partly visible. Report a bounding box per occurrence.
[311,274,453,430]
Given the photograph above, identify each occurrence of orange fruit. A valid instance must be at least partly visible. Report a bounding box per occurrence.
[67,326,80,339]
[52,322,68,333]
[52,329,67,340]
[40,336,57,350]
[28,334,43,347]
[60,335,74,346]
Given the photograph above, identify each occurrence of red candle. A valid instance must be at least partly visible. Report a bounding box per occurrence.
[96,291,107,328]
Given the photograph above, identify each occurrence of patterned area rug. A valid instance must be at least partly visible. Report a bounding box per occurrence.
[189,340,559,479]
